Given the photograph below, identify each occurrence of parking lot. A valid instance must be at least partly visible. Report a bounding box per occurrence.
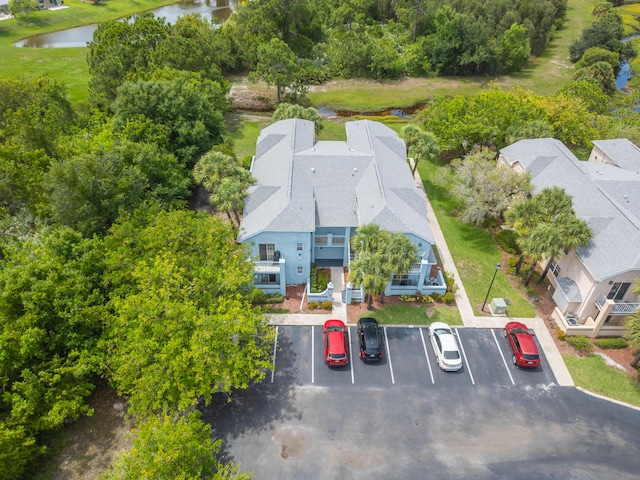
[203,325,640,480]
[271,325,557,389]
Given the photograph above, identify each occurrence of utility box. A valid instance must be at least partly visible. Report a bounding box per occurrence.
[489,298,508,316]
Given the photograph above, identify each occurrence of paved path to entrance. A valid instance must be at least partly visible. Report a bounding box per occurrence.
[267,167,574,386]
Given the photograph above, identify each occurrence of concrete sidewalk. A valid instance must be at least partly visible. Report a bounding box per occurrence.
[267,166,574,386]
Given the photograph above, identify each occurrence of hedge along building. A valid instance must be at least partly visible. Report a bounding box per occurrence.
[238,119,446,302]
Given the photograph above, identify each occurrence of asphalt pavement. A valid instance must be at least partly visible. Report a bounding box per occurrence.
[266,167,574,387]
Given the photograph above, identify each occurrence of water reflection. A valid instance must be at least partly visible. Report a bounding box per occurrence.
[14,0,235,48]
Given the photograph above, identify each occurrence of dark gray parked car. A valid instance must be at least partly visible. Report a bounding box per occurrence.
[356,317,384,362]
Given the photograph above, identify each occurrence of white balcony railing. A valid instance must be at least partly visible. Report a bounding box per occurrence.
[595,293,640,315]
[254,261,282,273]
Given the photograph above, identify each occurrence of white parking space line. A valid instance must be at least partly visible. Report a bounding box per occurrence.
[455,328,475,385]
[492,329,515,385]
[348,327,355,384]
[419,328,435,384]
[384,327,395,384]
[271,326,279,383]
[311,326,315,384]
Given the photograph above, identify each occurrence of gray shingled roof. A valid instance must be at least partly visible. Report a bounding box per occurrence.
[592,139,640,171]
[500,138,640,281]
[238,119,434,244]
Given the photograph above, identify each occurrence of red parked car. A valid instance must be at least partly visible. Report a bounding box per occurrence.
[504,321,541,368]
[323,319,349,366]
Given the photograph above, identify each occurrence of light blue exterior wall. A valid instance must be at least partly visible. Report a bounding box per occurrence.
[246,231,312,285]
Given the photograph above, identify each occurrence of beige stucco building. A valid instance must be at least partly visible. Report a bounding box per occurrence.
[499,138,640,337]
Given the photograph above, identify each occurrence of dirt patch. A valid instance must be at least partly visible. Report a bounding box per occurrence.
[48,382,133,480]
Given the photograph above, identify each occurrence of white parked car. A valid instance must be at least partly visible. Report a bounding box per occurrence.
[429,322,462,372]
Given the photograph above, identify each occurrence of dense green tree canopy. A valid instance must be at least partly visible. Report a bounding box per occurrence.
[220,0,565,79]
[103,209,274,416]
[111,70,228,166]
[0,229,107,478]
[102,412,249,480]
[419,85,598,153]
[46,141,191,236]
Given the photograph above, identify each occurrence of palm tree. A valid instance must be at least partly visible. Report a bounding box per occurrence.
[505,186,589,283]
[350,223,383,255]
[348,250,389,310]
[520,226,549,286]
[409,131,440,175]
[538,215,592,283]
[193,151,235,191]
[380,233,418,303]
[193,152,254,225]
[402,124,421,153]
[505,197,539,274]
[209,175,250,226]
[273,103,323,134]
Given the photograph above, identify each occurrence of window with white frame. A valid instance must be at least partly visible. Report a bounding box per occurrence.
[259,273,277,284]
[297,266,303,274]
[607,282,630,301]
[550,259,560,277]
[258,243,275,261]
[296,242,303,251]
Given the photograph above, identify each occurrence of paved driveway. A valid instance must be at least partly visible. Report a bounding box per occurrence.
[202,326,640,480]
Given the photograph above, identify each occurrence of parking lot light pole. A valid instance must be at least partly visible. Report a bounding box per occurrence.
[482,263,502,312]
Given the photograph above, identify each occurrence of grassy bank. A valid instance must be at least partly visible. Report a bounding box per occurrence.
[417,159,537,318]
[0,0,179,103]
[564,354,640,407]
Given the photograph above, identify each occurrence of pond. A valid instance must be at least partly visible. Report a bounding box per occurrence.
[14,0,235,48]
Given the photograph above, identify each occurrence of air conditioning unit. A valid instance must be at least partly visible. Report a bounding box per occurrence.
[489,298,508,315]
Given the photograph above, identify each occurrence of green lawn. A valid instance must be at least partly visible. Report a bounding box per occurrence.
[417,159,537,318]
[563,354,640,407]
[308,0,600,111]
[1,0,606,108]
[353,303,463,326]
[0,0,180,103]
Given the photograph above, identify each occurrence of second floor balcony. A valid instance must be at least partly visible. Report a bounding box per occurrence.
[254,260,282,273]
[595,293,640,315]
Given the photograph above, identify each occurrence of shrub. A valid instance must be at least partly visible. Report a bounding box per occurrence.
[308,301,319,310]
[443,292,455,304]
[249,290,284,305]
[311,263,330,292]
[263,307,290,314]
[422,295,435,304]
[431,293,442,302]
[414,292,424,302]
[444,271,457,293]
[399,294,417,302]
[250,288,265,304]
[593,337,628,349]
[557,330,566,341]
[567,335,593,353]
[495,229,519,255]
[321,301,333,310]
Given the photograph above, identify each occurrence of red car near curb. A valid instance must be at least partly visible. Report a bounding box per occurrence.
[504,321,541,368]
[323,319,349,366]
